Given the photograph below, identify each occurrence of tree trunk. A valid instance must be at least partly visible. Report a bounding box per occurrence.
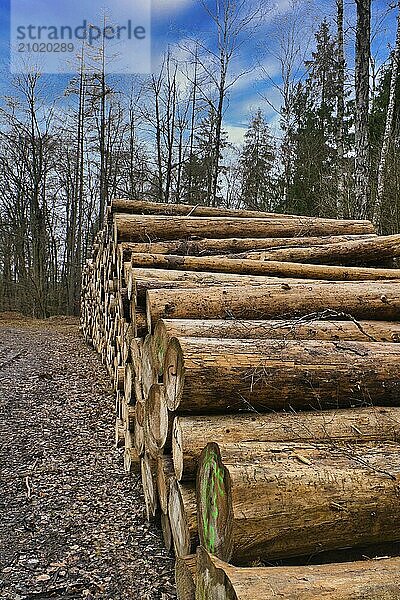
[168,480,198,557]
[163,337,400,413]
[131,253,400,282]
[146,281,400,329]
[336,0,346,218]
[197,441,400,563]
[114,214,375,242]
[374,3,400,227]
[196,547,400,600]
[172,406,400,481]
[354,0,371,218]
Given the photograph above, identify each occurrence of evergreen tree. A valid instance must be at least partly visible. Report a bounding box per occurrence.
[182,107,228,205]
[240,110,277,211]
[288,19,340,217]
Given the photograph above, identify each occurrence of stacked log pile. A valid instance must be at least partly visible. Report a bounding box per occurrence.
[81,199,400,599]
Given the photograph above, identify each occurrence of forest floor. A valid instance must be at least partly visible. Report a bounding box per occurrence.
[0,313,176,600]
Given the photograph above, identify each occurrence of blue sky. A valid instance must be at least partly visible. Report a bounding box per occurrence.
[0,0,398,142]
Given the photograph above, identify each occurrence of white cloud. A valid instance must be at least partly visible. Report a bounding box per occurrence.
[152,0,193,14]
[224,124,247,145]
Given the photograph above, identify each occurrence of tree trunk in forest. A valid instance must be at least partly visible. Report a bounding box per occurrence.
[374,3,400,228]
[172,406,400,481]
[354,0,371,218]
[196,547,400,600]
[146,281,400,329]
[196,441,400,563]
[336,0,346,218]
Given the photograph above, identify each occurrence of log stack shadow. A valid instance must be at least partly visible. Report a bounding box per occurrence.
[81,199,400,599]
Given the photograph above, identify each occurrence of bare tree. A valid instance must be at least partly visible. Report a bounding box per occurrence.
[373,1,400,227]
[354,0,371,218]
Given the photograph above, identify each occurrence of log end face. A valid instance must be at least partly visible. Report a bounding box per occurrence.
[147,384,169,451]
[173,417,184,481]
[164,337,185,411]
[195,547,236,600]
[197,443,233,563]
[169,480,191,557]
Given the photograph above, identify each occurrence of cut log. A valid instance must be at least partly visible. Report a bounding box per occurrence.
[161,512,172,553]
[157,454,177,514]
[234,234,400,266]
[145,384,170,458]
[141,334,158,399]
[124,448,140,475]
[196,547,400,600]
[146,281,400,329]
[131,252,400,281]
[112,198,372,221]
[141,453,158,521]
[176,554,197,600]
[163,337,400,413]
[133,400,145,456]
[196,441,400,563]
[132,266,317,304]
[118,234,377,260]
[114,214,375,242]
[115,418,125,449]
[173,407,400,481]
[168,480,198,557]
[110,197,296,218]
[153,318,400,377]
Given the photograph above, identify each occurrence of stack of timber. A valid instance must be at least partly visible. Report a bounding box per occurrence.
[81,199,400,599]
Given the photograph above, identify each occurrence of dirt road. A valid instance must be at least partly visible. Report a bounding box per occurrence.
[0,316,175,599]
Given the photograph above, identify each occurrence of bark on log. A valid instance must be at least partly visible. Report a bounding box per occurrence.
[196,441,400,563]
[110,198,375,223]
[118,234,377,260]
[173,407,400,481]
[114,214,375,242]
[110,198,293,218]
[168,480,198,557]
[132,266,316,305]
[196,547,400,600]
[232,234,400,265]
[176,554,196,600]
[163,337,400,413]
[146,282,400,329]
[153,318,400,378]
[131,252,400,281]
